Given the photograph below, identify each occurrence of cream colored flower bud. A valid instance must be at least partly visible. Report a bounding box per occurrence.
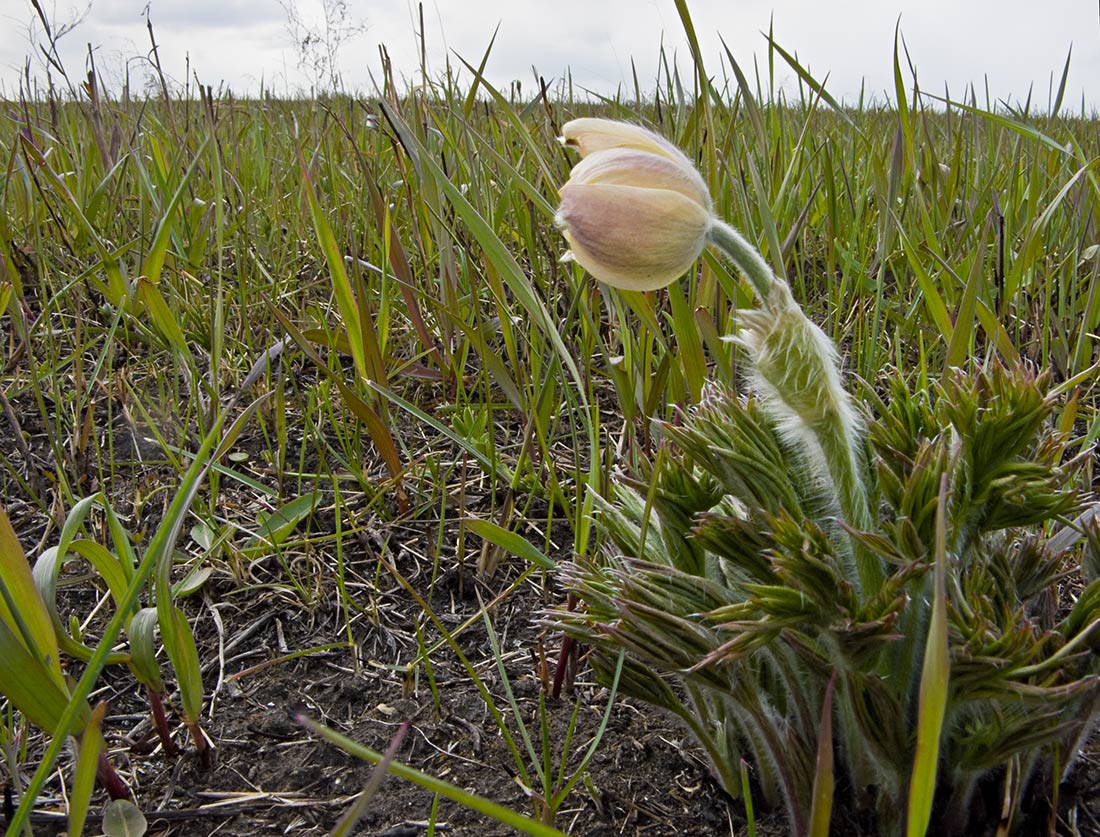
[561,118,699,169]
[555,120,713,291]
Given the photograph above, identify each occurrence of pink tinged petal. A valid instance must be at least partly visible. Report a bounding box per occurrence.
[567,148,711,212]
[561,118,696,170]
[557,183,712,291]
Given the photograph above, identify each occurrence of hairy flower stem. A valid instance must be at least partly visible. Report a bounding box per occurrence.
[706,220,776,300]
[707,220,879,591]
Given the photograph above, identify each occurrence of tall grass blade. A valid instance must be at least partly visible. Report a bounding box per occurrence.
[298,715,570,837]
[1051,46,1072,116]
[944,219,991,369]
[269,305,403,481]
[139,137,210,285]
[765,32,856,127]
[330,722,411,837]
[808,672,836,837]
[299,151,385,386]
[907,476,951,837]
[69,702,106,837]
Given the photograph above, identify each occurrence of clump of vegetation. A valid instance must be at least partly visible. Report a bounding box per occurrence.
[545,112,1100,835]
[549,330,1100,836]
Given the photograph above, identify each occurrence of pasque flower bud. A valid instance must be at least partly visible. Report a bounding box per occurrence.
[555,118,713,291]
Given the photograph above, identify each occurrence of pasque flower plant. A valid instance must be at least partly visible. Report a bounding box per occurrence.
[557,118,875,589]
[548,119,1100,835]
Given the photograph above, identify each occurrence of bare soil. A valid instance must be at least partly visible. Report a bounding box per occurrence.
[2,378,1099,837]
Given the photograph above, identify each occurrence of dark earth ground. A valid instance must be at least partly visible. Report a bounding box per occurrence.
[3,379,1100,837]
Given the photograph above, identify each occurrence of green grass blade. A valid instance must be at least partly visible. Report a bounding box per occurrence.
[298,715,570,837]
[765,32,856,128]
[299,152,384,386]
[69,702,106,837]
[140,136,211,285]
[667,280,706,402]
[330,722,411,837]
[1051,46,1072,116]
[944,219,991,369]
[897,225,954,341]
[270,304,404,481]
[135,277,188,354]
[808,672,837,837]
[379,102,586,398]
[907,477,950,837]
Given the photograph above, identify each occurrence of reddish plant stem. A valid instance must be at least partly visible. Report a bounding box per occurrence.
[95,752,131,801]
[187,721,214,770]
[551,593,579,698]
[147,687,180,756]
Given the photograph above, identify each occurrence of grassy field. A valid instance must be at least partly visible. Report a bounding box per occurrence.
[1,21,1100,837]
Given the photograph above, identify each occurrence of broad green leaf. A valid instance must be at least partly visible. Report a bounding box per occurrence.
[66,541,132,607]
[33,543,131,665]
[172,565,213,598]
[245,493,319,552]
[190,521,215,551]
[0,615,82,733]
[54,494,108,571]
[0,505,63,679]
[8,397,250,834]
[163,606,204,723]
[464,519,556,571]
[128,608,167,692]
[101,500,138,581]
[102,799,148,837]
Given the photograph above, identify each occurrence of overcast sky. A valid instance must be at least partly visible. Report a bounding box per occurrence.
[1,0,1098,112]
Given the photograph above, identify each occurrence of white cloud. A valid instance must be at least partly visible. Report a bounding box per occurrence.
[0,0,1096,111]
